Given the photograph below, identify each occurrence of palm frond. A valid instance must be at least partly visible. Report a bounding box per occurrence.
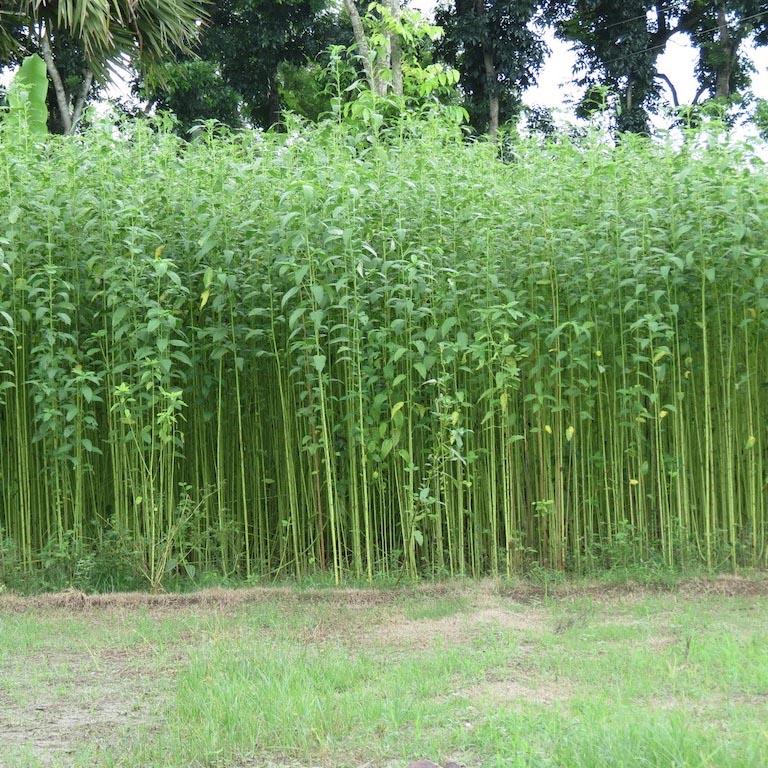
[0,5,28,59]
[3,0,207,63]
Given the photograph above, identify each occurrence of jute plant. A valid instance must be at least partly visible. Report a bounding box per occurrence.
[0,117,766,584]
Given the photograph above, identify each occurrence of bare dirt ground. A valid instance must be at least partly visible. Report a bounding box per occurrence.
[0,646,168,765]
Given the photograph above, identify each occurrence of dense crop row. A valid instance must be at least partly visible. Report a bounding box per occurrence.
[1,120,766,584]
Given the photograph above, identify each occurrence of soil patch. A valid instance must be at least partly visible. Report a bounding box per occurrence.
[368,606,548,650]
[0,648,169,766]
[464,677,571,706]
[0,583,467,614]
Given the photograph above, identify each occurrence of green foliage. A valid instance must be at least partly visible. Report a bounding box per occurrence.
[187,0,348,127]
[329,11,467,131]
[138,60,243,136]
[1,118,767,589]
[545,2,768,133]
[436,0,546,132]
[0,0,206,68]
[278,60,336,122]
[678,1,768,101]
[755,98,768,140]
[6,53,48,134]
[0,25,99,134]
[363,0,444,86]
[545,1,674,133]
[2,1,206,134]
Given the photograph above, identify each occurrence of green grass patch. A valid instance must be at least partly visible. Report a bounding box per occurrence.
[1,584,766,767]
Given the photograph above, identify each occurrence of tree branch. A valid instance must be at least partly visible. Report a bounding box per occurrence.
[71,69,94,130]
[655,73,679,107]
[692,84,708,106]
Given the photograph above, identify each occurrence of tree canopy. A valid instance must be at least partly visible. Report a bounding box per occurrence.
[546,2,768,132]
[2,0,767,136]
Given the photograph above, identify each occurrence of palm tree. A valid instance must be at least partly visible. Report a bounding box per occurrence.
[1,0,207,133]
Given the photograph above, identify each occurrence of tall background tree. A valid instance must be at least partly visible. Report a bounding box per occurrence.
[435,0,546,135]
[0,18,97,133]
[136,58,244,134]
[3,1,767,137]
[679,2,768,104]
[544,1,689,133]
[200,0,344,126]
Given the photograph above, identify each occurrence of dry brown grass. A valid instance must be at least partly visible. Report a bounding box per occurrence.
[2,575,767,614]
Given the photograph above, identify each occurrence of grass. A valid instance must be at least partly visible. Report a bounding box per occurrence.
[1,581,767,767]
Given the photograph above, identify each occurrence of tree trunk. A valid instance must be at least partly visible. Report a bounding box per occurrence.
[715,5,733,100]
[475,0,498,137]
[40,29,73,134]
[486,77,499,137]
[482,46,499,136]
[343,0,378,93]
[380,33,391,97]
[389,0,403,97]
[266,76,281,128]
[71,69,93,130]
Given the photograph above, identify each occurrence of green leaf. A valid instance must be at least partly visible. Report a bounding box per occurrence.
[441,317,457,337]
[8,55,48,135]
[310,284,325,306]
[288,307,306,329]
